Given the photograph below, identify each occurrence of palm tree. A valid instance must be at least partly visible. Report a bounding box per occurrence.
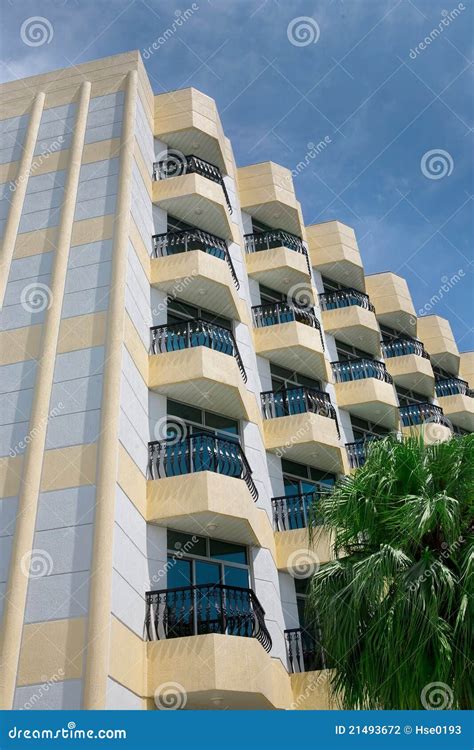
[307,434,473,710]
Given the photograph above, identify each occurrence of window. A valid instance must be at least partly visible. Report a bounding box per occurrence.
[251,218,273,234]
[167,298,232,331]
[321,275,348,294]
[396,385,427,407]
[166,530,250,590]
[335,339,374,362]
[350,416,390,441]
[167,400,239,441]
[167,214,193,233]
[270,364,321,393]
[282,458,335,496]
[433,364,457,380]
[259,284,286,305]
[379,323,415,343]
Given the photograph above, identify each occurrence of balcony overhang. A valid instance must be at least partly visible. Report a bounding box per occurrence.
[152,173,238,242]
[147,633,292,709]
[149,347,256,421]
[401,422,453,444]
[263,413,347,474]
[153,89,229,174]
[150,250,242,320]
[416,316,460,375]
[275,527,333,571]
[238,162,303,236]
[365,273,417,337]
[334,379,399,429]
[245,247,313,298]
[385,354,435,398]
[147,471,274,550]
[321,306,380,357]
[437,394,474,432]
[306,221,365,292]
[254,321,330,382]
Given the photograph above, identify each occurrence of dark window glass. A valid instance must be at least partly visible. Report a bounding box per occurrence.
[224,565,249,588]
[259,284,285,304]
[396,385,426,406]
[167,400,202,426]
[166,556,192,588]
[209,540,247,564]
[335,339,373,361]
[167,530,207,557]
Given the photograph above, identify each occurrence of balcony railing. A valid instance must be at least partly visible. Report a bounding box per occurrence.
[399,402,451,428]
[244,230,312,275]
[153,153,232,213]
[331,358,393,384]
[345,436,383,469]
[145,584,272,652]
[285,628,326,673]
[150,319,247,383]
[382,338,430,360]
[148,433,258,500]
[152,229,239,290]
[251,301,324,350]
[261,386,339,434]
[319,288,375,312]
[271,490,330,531]
[435,377,474,399]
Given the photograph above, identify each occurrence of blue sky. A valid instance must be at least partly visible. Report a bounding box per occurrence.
[1,0,473,350]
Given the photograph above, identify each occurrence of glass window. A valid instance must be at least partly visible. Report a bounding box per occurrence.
[270,364,321,392]
[167,298,232,331]
[259,284,285,304]
[224,565,249,588]
[167,400,239,440]
[350,416,390,441]
[396,386,426,407]
[166,557,192,588]
[335,339,373,362]
[210,539,247,564]
[167,530,207,557]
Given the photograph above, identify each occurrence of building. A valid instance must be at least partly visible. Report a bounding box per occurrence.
[0,51,472,711]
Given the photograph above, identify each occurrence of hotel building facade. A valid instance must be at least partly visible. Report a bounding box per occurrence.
[0,51,472,711]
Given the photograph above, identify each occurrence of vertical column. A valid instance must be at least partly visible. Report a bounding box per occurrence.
[0,92,45,306]
[0,81,91,709]
[82,69,138,710]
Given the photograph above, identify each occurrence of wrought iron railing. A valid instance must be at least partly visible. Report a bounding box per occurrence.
[261,386,338,433]
[147,434,258,500]
[285,628,326,673]
[244,230,312,275]
[382,338,430,360]
[150,319,247,383]
[331,358,393,384]
[345,436,383,469]
[153,154,232,213]
[399,402,451,428]
[151,229,239,290]
[145,584,272,652]
[435,377,474,399]
[319,288,375,312]
[271,490,330,531]
[251,301,324,349]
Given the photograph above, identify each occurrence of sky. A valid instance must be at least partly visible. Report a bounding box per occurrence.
[1,0,473,350]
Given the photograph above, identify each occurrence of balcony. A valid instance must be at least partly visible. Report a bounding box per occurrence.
[399,403,452,444]
[285,628,327,674]
[365,272,417,337]
[382,338,434,397]
[252,301,329,381]
[237,161,303,236]
[150,229,241,319]
[261,387,346,474]
[435,378,474,432]
[332,359,399,429]
[152,155,236,241]
[319,289,380,356]
[149,320,253,420]
[306,221,365,292]
[147,436,277,548]
[417,315,460,375]
[146,586,292,709]
[244,230,312,297]
[345,436,383,469]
